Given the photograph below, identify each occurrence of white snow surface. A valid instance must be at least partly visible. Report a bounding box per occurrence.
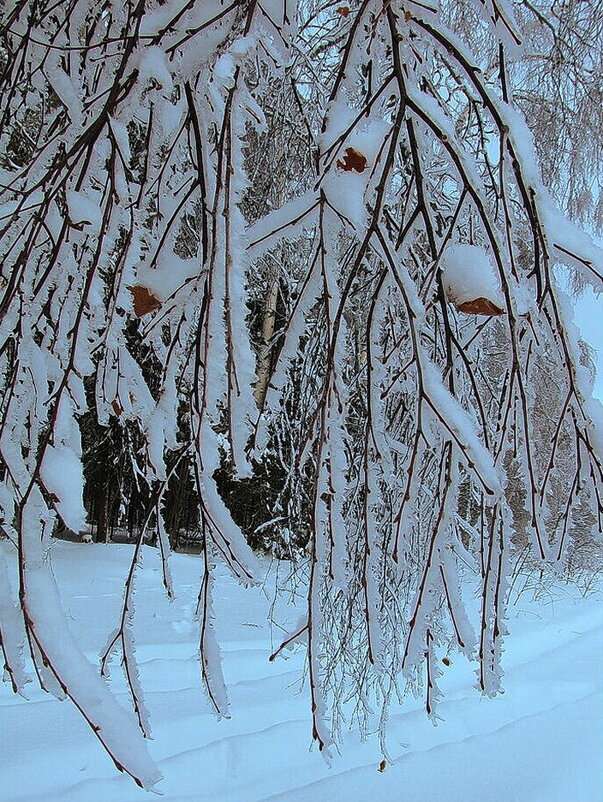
[2,541,602,802]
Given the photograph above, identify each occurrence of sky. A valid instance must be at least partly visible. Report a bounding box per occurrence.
[574,286,603,401]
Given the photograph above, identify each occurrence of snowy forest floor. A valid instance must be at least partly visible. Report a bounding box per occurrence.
[2,541,602,802]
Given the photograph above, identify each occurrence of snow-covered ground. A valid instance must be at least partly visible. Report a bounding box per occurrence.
[2,541,602,802]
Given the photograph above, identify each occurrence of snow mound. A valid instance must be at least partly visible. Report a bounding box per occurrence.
[1,542,602,802]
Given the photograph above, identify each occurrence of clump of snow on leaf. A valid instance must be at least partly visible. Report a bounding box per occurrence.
[134,254,199,302]
[441,244,504,307]
[66,190,102,228]
[321,110,390,230]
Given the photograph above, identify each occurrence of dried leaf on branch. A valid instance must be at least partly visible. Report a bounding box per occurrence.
[127,286,162,317]
[456,297,506,316]
[336,147,368,173]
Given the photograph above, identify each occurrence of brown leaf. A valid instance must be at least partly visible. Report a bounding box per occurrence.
[336,5,350,15]
[378,759,387,773]
[442,656,451,666]
[127,285,162,317]
[111,400,123,417]
[336,146,367,173]
[457,297,505,316]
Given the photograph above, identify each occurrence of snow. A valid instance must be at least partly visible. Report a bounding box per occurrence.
[2,541,601,802]
[246,191,318,258]
[441,244,504,307]
[39,445,87,533]
[65,191,103,228]
[0,549,30,694]
[134,254,200,303]
[135,46,174,94]
[422,359,502,498]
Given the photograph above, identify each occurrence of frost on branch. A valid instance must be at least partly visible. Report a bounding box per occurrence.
[0,0,602,785]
